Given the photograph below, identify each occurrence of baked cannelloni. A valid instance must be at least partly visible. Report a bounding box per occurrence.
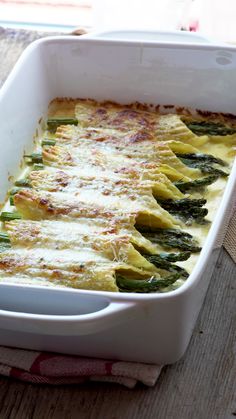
[0,99,235,292]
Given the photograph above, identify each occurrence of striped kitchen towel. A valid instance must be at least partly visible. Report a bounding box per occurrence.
[0,346,162,388]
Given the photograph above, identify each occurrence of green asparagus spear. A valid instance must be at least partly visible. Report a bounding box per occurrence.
[157,198,206,210]
[186,121,236,136]
[24,153,43,164]
[139,227,193,238]
[116,273,181,293]
[0,232,10,243]
[175,153,227,167]
[196,165,228,177]
[9,196,15,206]
[174,174,219,192]
[143,234,201,252]
[179,157,228,177]
[47,118,78,132]
[0,212,22,222]
[143,254,189,278]
[0,233,11,253]
[138,228,201,252]
[15,179,31,187]
[157,197,208,223]
[158,251,191,262]
[33,163,45,171]
[42,138,56,146]
[168,207,208,224]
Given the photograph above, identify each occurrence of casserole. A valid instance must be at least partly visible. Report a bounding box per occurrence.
[0,32,235,364]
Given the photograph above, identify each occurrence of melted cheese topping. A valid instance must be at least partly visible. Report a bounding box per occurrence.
[0,98,235,292]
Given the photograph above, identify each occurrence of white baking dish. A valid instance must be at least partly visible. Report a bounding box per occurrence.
[0,32,235,364]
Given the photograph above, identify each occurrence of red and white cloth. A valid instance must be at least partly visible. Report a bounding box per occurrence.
[0,346,162,388]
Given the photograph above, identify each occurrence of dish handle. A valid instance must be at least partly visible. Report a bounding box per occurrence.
[0,300,137,336]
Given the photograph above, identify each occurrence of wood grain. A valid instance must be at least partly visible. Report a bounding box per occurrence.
[0,27,235,419]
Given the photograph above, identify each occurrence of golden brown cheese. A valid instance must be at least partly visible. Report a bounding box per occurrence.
[55,125,200,180]
[29,168,182,200]
[13,185,178,229]
[0,97,235,292]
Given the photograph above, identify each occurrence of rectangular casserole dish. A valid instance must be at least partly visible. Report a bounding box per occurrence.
[0,32,235,365]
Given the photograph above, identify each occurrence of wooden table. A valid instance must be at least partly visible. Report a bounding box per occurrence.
[0,27,235,419]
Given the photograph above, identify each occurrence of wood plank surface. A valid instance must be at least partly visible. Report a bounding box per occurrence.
[0,27,235,419]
